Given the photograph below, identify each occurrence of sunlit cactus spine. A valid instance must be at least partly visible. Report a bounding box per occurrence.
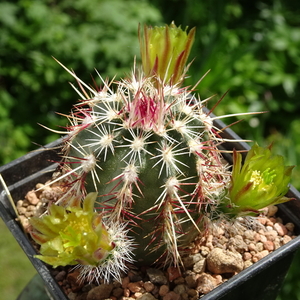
[30,22,294,282]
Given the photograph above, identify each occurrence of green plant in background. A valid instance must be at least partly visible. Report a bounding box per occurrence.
[29,23,294,283]
[0,0,163,165]
[0,219,36,300]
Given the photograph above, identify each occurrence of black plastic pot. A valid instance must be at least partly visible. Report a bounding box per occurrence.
[1,119,300,300]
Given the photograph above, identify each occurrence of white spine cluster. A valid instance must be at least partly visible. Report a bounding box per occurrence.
[77,222,135,284]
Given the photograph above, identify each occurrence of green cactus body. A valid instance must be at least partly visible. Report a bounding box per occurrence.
[60,79,229,265]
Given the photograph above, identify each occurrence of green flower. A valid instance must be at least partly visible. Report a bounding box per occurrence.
[220,144,294,217]
[139,22,195,85]
[30,193,114,267]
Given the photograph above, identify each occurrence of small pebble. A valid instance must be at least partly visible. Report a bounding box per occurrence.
[173,276,185,285]
[134,292,143,298]
[146,268,168,285]
[24,211,33,218]
[252,250,269,262]
[159,285,169,297]
[17,206,27,215]
[282,235,292,245]
[285,222,295,232]
[206,248,243,274]
[257,217,267,225]
[243,252,252,261]
[196,274,217,294]
[248,243,257,252]
[17,200,24,208]
[25,191,40,205]
[263,241,274,251]
[138,293,157,300]
[144,281,155,293]
[86,284,113,300]
[18,215,30,230]
[253,233,261,242]
[163,291,181,300]
[264,230,278,241]
[228,235,248,252]
[173,284,187,295]
[274,237,281,249]
[265,219,274,227]
[259,234,267,243]
[267,205,278,217]
[182,253,202,269]
[193,258,206,273]
[123,288,130,297]
[55,270,67,282]
[256,242,264,252]
[274,223,288,236]
[265,225,274,231]
[244,260,253,269]
[276,217,283,224]
[200,246,210,257]
[167,266,181,282]
[127,281,143,293]
[67,292,77,300]
[212,274,223,285]
[67,270,85,292]
[187,289,198,297]
[185,275,197,289]
[211,225,225,236]
[243,230,255,241]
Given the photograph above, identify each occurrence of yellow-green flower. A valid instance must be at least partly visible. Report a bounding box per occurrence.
[30,193,113,267]
[220,144,294,217]
[30,193,134,282]
[139,22,195,85]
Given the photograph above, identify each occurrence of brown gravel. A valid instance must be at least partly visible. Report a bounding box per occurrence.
[16,177,297,300]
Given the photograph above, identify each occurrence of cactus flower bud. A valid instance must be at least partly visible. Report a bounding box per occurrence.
[30,192,134,282]
[220,144,294,217]
[139,22,195,85]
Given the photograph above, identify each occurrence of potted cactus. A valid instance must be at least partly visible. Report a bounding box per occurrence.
[1,23,300,300]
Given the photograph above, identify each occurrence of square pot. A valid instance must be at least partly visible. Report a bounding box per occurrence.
[1,119,300,300]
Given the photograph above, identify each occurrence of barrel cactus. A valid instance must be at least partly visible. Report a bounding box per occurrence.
[30,23,294,283]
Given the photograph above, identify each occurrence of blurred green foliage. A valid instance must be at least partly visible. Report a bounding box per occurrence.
[0,1,300,297]
[0,0,162,164]
[277,249,300,300]
[0,219,36,300]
